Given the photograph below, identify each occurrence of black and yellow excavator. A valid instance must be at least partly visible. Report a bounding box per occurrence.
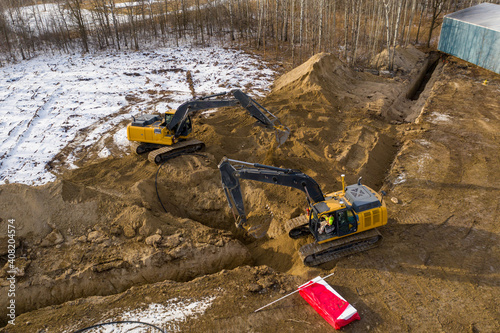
[218,157,388,266]
[127,89,290,164]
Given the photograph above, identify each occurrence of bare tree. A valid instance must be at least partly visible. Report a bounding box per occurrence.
[382,0,392,70]
[318,0,324,53]
[416,0,428,44]
[390,0,404,69]
[299,0,304,61]
[65,0,89,52]
[427,0,445,48]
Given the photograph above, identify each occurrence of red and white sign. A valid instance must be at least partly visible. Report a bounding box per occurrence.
[298,276,360,330]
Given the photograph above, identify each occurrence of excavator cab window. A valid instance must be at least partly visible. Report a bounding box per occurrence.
[336,209,358,236]
[178,116,192,136]
[310,209,320,235]
[164,113,174,126]
[313,210,338,236]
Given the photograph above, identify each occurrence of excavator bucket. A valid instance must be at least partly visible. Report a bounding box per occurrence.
[245,224,269,239]
[274,124,290,147]
[219,157,269,238]
[219,158,247,229]
[231,89,290,147]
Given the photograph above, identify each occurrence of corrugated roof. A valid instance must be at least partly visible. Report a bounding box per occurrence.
[445,3,500,31]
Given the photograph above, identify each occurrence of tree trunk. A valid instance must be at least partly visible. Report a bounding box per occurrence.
[318,0,324,53]
[383,0,392,70]
[416,0,427,44]
[299,0,304,62]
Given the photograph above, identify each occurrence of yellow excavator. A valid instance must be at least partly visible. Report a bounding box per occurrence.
[127,89,290,164]
[218,157,388,266]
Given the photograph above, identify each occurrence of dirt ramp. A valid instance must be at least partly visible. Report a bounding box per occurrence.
[0,181,122,244]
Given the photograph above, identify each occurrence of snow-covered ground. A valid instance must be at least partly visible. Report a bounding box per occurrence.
[63,296,216,332]
[0,46,277,185]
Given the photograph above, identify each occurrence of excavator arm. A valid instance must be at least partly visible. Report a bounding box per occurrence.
[218,157,325,229]
[168,90,290,146]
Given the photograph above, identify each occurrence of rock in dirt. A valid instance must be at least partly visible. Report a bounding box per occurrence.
[161,234,181,248]
[145,234,162,246]
[247,283,263,293]
[76,235,87,243]
[87,230,108,243]
[40,229,64,247]
[0,258,30,278]
[123,225,136,238]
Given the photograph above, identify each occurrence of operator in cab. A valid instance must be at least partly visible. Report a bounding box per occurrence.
[319,214,335,234]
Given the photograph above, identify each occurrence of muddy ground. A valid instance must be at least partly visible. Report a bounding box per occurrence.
[1,48,499,332]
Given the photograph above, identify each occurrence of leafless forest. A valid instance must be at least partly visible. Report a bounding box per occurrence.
[0,0,498,68]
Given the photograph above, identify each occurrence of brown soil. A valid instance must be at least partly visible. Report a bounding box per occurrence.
[1,49,499,332]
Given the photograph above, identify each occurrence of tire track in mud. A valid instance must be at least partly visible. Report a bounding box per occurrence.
[362,248,445,332]
[186,70,196,98]
[46,103,133,172]
[0,86,62,171]
[0,84,42,161]
[196,303,330,332]
[378,213,453,330]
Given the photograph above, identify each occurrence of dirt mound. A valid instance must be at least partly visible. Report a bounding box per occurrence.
[271,52,357,109]
[0,172,251,324]
[371,45,426,72]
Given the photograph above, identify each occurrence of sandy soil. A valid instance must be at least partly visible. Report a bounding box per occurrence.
[1,49,499,332]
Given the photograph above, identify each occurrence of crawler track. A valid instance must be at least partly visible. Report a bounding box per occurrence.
[299,228,382,266]
[130,142,163,155]
[284,214,310,238]
[147,140,205,164]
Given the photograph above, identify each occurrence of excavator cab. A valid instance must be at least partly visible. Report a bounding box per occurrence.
[163,111,192,137]
[338,209,358,235]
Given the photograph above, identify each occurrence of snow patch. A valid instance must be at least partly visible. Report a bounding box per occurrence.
[98,147,111,159]
[414,139,431,148]
[114,127,130,152]
[394,172,407,185]
[430,112,451,124]
[64,296,216,333]
[416,153,432,175]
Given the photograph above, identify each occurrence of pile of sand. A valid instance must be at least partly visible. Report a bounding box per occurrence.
[371,45,426,72]
[271,52,357,109]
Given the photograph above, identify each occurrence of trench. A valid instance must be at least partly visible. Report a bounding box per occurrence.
[407,52,441,101]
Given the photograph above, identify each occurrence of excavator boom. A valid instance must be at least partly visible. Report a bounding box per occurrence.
[168,89,290,146]
[218,157,325,228]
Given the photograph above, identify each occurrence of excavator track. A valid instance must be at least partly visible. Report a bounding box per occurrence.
[299,228,382,267]
[147,140,205,164]
[284,214,311,239]
[130,142,164,155]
